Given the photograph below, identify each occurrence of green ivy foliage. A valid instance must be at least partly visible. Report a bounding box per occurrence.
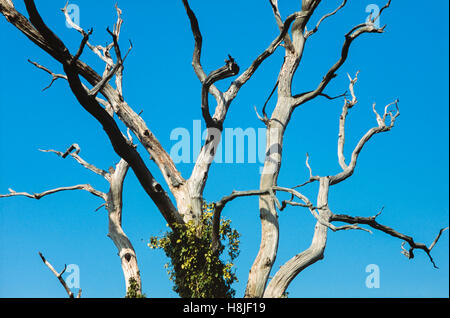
[148,202,240,298]
[125,277,146,298]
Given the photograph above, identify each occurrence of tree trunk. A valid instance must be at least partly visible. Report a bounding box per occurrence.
[106,159,142,295]
[245,52,302,297]
[264,177,331,297]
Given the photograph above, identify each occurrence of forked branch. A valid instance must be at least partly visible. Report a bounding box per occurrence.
[27,59,110,108]
[27,59,67,91]
[331,72,400,185]
[38,252,81,298]
[226,11,306,102]
[268,0,294,52]
[293,1,390,107]
[40,144,110,180]
[211,188,274,253]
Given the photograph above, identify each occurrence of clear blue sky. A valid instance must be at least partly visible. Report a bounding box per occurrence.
[0,0,448,298]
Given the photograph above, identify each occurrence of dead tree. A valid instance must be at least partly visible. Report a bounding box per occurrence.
[0,0,447,298]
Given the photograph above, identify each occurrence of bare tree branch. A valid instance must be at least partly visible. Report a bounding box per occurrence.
[18,0,181,225]
[305,153,320,181]
[39,144,110,180]
[211,184,333,254]
[3,0,192,220]
[268,0,295,52]
[181,0,222,102]
[61,1,82,33]
[337,71,359,170]
[88,62,122,97]
[257,80,278,125]
[3,140,143,295]
[291,153,321,189]
[61,1,118,77]
[264,66,437,297]
[202,55,240,128]
[331,97,400,185]
[60,1,184,199]
[0,184,106,200]
[370,0,392,25]
[305,0,348,38]
[106,5,132,101]
[27,59,67,91]
[330,211,448,268]
[429,227,449,251]
[38,252,81,298]
[254,105,269,125]
[293,16,388,108]
[274,185,335,229]
[71,27,92,64]
[225,11,306,102]
[28,59,110,108]
[211,189,274,253]
[62,1,186,222]
[246,2,366,296]
[214,186,332,234]
[263,176,332,298]
[268,0,284,31]
[185,10,307,221]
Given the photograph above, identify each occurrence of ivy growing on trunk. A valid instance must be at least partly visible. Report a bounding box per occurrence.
[149,202,240,298]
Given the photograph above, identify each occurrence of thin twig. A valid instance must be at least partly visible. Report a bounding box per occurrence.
[38,252,80,298]
[305,0,348,38]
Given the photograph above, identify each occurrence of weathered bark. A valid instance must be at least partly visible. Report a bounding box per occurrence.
[181,0,300,226]
[245,20,307,299]
[261,71,425,296]
[245,0,390,297]
[106,159,141,294]
[0,0,185,226]
[184,55,239,224]
[264,177,331,298]
[1,0,446,299]
[244,96,291,298]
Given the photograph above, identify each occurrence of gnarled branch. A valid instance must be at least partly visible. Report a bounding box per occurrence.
[331,96,400,185]
[181,0,222,102]
[330,211,448,268]
[19,0,181,225]
[202,55,240,128]
[292,4,389,108]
